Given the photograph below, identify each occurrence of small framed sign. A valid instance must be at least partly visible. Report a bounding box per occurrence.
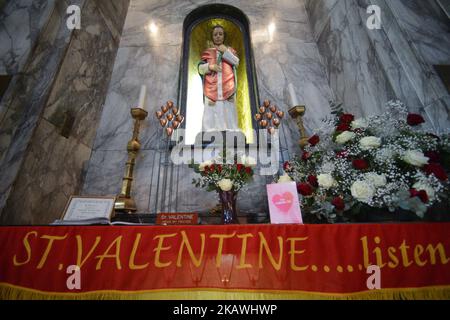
[61,196,116,221]
[156,213,198,225]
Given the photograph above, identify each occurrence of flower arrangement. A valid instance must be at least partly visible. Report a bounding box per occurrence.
[190,153,256,193]
[284,100,450,223]
[189,152,256,224]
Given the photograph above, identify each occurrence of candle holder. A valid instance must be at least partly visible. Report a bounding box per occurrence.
[288,105,309,149]
[114,107,148,213]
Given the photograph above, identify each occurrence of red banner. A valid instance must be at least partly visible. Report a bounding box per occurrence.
[0,223,449,299]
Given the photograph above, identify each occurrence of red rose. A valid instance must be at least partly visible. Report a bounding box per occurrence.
[424,151,441,164]
[410,189,429,204]
[308,135,320,146]
[301,152,311,161]
[210,164,216,172]
[353,159,369,170]
[336,150,348,158]
[331,197,345,211]
[424,163,448,181]
[297,183,313,196]
[340,114,355,124]
[307,175,319,188]
[237,164,244,172]
[418,191,429,204]
[283,161,291,171]
[245,167,252,175]
[407,113,425,126]
[217,165,223,173]
[336,123,351,132]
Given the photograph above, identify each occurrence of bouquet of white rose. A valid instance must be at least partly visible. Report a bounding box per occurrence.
[284,100,450,223]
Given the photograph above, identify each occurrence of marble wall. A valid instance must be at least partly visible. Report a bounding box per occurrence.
[0,0,130,224]
[82,0,335,217]
[0,0,78,222]
[0,0,56,75]
[306,0,450,131]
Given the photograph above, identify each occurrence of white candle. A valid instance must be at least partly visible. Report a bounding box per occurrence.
[288,83,299,107]
[138,85,147,109]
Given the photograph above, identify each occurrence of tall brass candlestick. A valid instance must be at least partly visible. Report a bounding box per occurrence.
[114,107,148,213]
[288,105,309,149]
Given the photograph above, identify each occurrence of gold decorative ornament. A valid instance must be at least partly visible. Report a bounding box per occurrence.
[154,100,183,137]
[254,99,285,135]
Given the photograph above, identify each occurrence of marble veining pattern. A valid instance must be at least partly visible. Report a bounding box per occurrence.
[0,0,79,217]
[0,0,56,75]
[0,0,130,224]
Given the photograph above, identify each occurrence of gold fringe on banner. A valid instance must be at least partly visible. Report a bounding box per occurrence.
[1,283,450,300]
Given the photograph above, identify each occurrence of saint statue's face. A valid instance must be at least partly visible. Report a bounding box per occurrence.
[212,27,225,46]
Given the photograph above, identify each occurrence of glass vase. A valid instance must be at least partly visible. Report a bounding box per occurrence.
[219,190,239,224]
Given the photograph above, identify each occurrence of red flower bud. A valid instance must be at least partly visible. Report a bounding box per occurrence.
[336,150,348,158]
[331,197,345,211]
[353,159,369,170]
[307,175,319,188]
[308,135,320,146]
[245,167,253,175]
[407,113,425,126]
[336,123,351,132]
[283,161,291,171]
[424,163,448,181]
[217,165,222,173]
[340,114,355,124]
[297,183,313,196]
[301,152,311,161]
[237,164,244,172]
[424,151,441,164]
[410,189,429,204]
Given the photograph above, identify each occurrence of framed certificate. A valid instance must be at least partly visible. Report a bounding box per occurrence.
[61,196,116,221]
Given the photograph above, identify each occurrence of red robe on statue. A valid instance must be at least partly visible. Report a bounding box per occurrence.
[200,48,237,102]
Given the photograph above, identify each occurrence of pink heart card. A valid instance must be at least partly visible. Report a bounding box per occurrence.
[266,182,303,224]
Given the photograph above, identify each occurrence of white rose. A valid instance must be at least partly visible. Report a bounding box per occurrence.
[351,118,369,129]
[336,131,356,144]
[359,136,381,151]
[365,173,387,187]
[402,150,429,167]
[278,173,293,183]
[241,155,257,168]
[317,174,335,189]
[351,181,375,203]
[217,179,233,191]
[199,160,213,172]
[412,182,435,200]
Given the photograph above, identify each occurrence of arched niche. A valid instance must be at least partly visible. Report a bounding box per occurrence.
[178,4,259,145]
